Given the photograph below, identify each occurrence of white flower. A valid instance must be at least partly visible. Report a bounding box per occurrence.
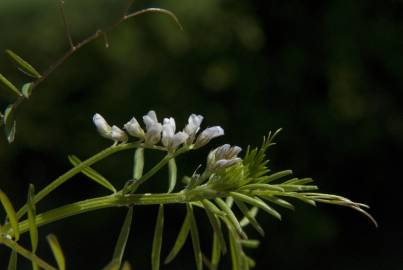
[111,125,128,142]
[194,126,224,148]
[124,117,145,138]
[207,144,242,172]
[142,110,162,145]
[183,114,204,144]
[93,113,112,139]
[93,113,128,143]
[162,117,189,151]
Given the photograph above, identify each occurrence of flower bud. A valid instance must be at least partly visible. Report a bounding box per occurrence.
[111,125,128,142]
[143,110,162,145]
[184,114,204,144]
[93,113,112,139]
[124,117,145,138]
[194,126,224,148]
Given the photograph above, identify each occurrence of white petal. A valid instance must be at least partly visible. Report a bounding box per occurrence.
[111,125,128,142]
[143,110,159,130]
[124,117,145,138]
[93,113,112,138]
[145,122,162,145]
[170,131,189,150]
[194,126,224,148]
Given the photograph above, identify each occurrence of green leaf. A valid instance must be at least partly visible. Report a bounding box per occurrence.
[0,73,22,96]
[240,207,258,227]
[68,155,116,193]
[201,200,226,254]
[152,205,164,270]
[280,184,318,192]
[235,200,264,236]
[21,83,34,99]
[112,207,134,266]
[215,198,247,239]
[210,233,221,270]
[261,196,295,210]
[46,234,65,270]
[239,183,285,192]
[230,192,282,220]
[0,189,20,240]
[7,250,18,270]
[102,260,120,270]
[283,177,314,185]
[27,184,38,253]
[121,261,131,270]
[5,50,41,78]
[239,239,260,249]
[167,158,177,193]
[133,148,144,180]
[261,170,293,183]
[228,230,243,270]
[187,204,203,270]
[3,105,17,143]
[164,210,191,264]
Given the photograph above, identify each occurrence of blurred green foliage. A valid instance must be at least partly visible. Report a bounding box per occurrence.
[1,0,402,269]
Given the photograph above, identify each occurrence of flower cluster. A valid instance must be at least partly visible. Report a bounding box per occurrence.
[93,111,225,151]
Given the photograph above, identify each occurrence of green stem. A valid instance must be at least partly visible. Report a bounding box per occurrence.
[16,143,138,219]
[0,237,57,270]
[17,188,228,235]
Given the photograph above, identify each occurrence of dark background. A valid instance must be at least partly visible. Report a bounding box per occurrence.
[1,0,402,269]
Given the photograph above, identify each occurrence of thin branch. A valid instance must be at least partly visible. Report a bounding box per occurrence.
[10,6,182,114]
[58,0,75,50]
[123,0,135,16]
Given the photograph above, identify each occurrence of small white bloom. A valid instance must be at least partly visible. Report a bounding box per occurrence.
[207,144,242,172]
[124,117,145,138]
[93,113,112,139]
[162,117,188,151]
[142,110,162,145]
[184,114,204,144]
[111,125,128,142]
[194,126,224,148]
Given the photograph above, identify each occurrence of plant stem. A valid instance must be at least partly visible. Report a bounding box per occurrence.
[16,143,138,219]
[17,188,228,235]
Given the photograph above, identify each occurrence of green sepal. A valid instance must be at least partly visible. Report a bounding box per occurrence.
[5,50,41,78]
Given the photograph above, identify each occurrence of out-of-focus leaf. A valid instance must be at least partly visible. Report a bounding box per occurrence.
[164,210,191,264]
[0,73,21,96]
[228,230,243,270]
[121,261,131,270]
[3,105,16,143]
[27,184,39,270]
[167,158,177,193]
[21,82,34,99]
[112,207,134,266]
[68,155,116,193]
[0,189,19,240]
[5,50,41,78]
[187,203,202,270]
[46,234,65,270]
[239,239,260,249]
[102,260,120,270]
[7,250,17,270]
[152,205,164,270]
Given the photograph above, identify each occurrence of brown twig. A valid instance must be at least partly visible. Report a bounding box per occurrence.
[10,5,182,114]
[58,0,75,50]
